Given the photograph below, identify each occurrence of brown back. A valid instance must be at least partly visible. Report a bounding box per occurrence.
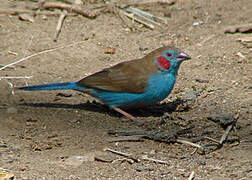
[77,46,178,93]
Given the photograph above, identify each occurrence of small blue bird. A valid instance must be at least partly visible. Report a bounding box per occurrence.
[18,46,191,120]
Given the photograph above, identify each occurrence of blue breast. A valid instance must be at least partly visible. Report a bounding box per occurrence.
[88,73,176,108]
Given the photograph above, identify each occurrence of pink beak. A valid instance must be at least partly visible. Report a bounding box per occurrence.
[178,52,191,61]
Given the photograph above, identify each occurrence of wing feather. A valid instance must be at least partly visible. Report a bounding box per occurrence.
[77,46,175,93]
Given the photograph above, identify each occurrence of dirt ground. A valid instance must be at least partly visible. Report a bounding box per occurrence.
[0,0,251,179]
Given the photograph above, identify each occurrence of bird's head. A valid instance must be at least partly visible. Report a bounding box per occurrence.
[155,46,191,75]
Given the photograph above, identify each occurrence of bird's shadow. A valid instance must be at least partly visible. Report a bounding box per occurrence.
[19,99,189,118]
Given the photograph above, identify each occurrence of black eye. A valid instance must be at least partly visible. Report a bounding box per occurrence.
[166,53,172,57]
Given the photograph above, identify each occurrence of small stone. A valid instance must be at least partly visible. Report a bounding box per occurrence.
[195,78,209,83]
[164,12,171,18]
[135,166,154,172]
[94,151,117,162]
[139,46,148,51]
[25,122,33,126]
[41,15,47,20]
[0,142,7,148]
[104,48,115,54]
[48,131,58,138]
[207,113,235,128]
[26,118,38,122]
[64,156,86,167]
[182,91,201,101]
[193,20,204,26]
[64,152,100,167]
[18,13,34,23]
[7,107,17,114]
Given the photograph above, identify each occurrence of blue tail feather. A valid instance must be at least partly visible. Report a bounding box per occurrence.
[18,81,84,91]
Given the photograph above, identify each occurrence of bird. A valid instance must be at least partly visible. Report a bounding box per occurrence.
[17,46,191,120]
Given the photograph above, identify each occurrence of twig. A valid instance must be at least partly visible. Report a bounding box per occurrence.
[0,76,32,80]
[188,171,195,180]
[219,124,233,145]
[126,7,165,25]
[0,9,76,16]
[104,147,140,162]
[91,0,176,10]
[105,147,169,164]
[8,51,18,56]
[107,135,144,142]
[53,10,67,42]
[0,41,86,71]
[141,155,169,165]
[121,0,176,7]
[176,139,204,149]
[191,147,198,155]
[112,158,134,164]
[204,136,219,144]
[122,10,154,29]
[34,2,99,18]
[58,0,75,4]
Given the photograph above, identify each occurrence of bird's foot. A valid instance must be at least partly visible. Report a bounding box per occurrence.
[112,107,152,126]
[112,107,136,121]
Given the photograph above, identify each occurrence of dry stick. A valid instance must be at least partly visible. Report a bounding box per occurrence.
[105,148,169,164]
[176,139,204,149]
[126,7,164,25]
[122,11,154,29]
[53,10,67,42]
[104,147,140,162]
[141,155,169,165]
[122,0,176,7]
[0,9,76,16]
[0,41,86,71]
[92,0,176,9]
[59,0,75,4]
[107,135,144,142]
[0,76,32,80]
[191,147,199,155]
[204,136,219,144]
[219,124,233,145]
[36,2,99,18]
[188,171,195,180]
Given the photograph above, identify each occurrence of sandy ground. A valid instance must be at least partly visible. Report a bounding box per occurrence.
[0,0,251,179]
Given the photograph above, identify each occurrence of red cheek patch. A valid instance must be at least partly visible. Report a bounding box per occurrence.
[157,56,170,70]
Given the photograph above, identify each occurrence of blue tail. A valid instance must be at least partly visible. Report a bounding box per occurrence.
[18,81,85,91]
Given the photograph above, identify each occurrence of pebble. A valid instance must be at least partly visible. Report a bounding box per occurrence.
[164,12,171,18]
[7,107,17,114]
[64,155,87,167]
[207,113,235,127]
[104,48,116,54]
[193,20,204,26]
[135,166,154,172]
[139,46,148,51]
[195,78,209,83]
[182,90,201,101]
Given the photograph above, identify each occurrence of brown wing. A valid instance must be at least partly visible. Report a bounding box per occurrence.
[77,46,177,93]
[77,59,152,93]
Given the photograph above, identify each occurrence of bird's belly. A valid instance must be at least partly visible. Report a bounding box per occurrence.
[89,74,176,108]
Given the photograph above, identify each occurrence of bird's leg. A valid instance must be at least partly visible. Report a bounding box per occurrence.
[78,90,136,120]
[112,107,136,121]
